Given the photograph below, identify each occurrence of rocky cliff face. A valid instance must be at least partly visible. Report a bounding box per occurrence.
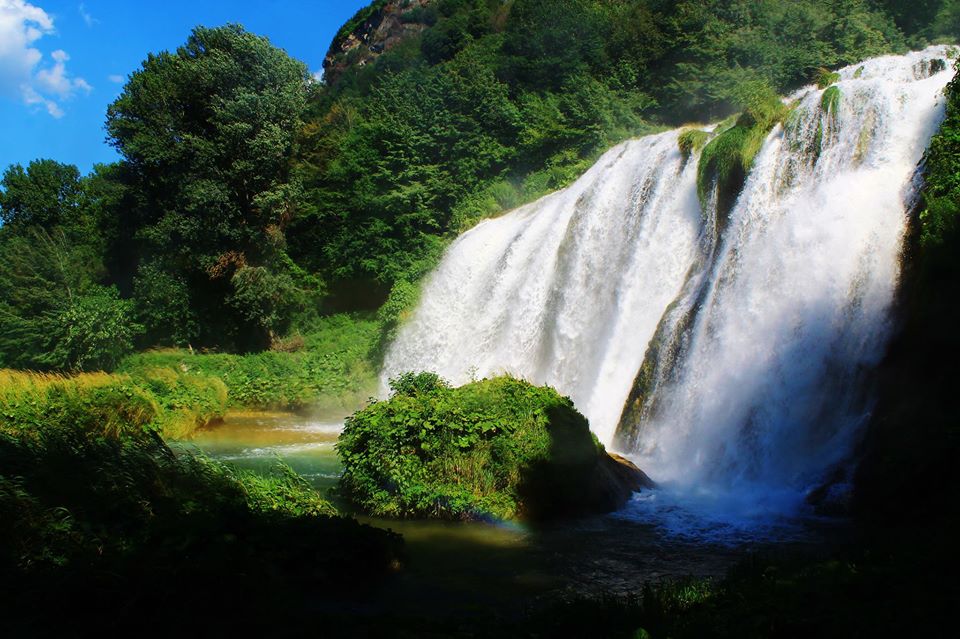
[323,0,435,85]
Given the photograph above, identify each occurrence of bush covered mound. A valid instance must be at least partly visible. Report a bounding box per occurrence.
[337,373,649,521]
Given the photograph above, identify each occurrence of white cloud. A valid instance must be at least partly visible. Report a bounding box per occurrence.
[22,83,61,117]
[78,3,96,27]
[35,49,91,98]
[107,73,123,83]
[0,0,91,118]
[312,68,325,82]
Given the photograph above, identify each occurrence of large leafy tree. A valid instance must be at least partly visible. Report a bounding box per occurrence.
[0,160,83,229]
[0,160,128,371]
[0,227,138,372]
[106,24,318,350]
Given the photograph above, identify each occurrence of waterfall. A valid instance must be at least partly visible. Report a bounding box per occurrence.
[383,47,954,513]
[383,131,704,445]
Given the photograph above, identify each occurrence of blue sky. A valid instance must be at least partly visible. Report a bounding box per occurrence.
[0,0,371,175]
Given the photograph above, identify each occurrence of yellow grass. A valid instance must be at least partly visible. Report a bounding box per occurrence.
[0,368,227,440]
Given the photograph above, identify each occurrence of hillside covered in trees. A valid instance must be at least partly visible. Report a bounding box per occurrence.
[1,0,955,366]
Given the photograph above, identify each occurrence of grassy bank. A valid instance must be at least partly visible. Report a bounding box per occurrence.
[0,369,227,440]
[0,369,403,635]
[118,313,380,414]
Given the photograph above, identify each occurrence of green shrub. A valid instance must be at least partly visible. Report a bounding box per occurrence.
[337,375,614,520]
[47,286,143,372]
[0,407,402,633]
[333,0,390,46]
[388,371,450,396]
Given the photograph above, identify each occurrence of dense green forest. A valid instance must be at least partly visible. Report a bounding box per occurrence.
[1,0,956,367]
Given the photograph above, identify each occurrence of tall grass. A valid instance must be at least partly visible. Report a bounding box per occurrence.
[0,368,227,440]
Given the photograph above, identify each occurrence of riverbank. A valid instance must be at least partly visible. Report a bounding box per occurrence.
[189,412,856,636]
[0,380,402,637]
[187,410,930,638]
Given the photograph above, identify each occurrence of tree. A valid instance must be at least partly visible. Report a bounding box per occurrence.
[47,287,142,372]
[499,0,610,90]
[0,229,108,370]
[0,160,82,229]
[105,24,316,350]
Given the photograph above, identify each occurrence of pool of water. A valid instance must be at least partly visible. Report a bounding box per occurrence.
[188,411,844,617]
[188,411,345,490]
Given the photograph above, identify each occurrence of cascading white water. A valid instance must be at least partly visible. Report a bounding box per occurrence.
[629,47,952,499]
[383,131,705,445]
[383,46,954,522]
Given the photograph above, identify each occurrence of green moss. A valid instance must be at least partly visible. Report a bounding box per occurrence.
[815,67,841,88]
[808,86,843,164]
[783,104,809,154]
[821,85,842,116]
[695,77,787,223]
[678,128,711,159]
[854,66,865,78]
[614,294,700,450]
[337,375,623,521]
[853,108,876,166]
[696,118,773,224]
[813,120,824,161]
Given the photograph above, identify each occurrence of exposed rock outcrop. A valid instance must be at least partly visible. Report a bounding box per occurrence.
[323,0,436,85]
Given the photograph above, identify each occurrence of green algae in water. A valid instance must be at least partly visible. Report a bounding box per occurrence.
[853,109,877,166]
